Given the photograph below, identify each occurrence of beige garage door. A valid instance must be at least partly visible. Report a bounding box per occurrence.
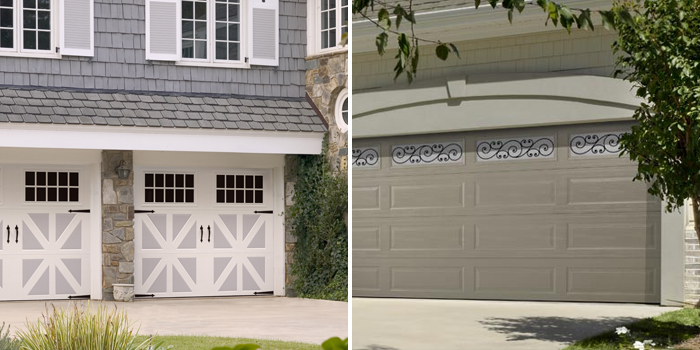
[352,122,661,303]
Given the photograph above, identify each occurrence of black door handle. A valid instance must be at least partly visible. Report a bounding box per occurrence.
[208,225,211,242]
[15,225,18,243]
[6,226,9,244]
[200,225,203,243]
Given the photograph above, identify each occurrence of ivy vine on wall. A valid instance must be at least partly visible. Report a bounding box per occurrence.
[288,140,348,302]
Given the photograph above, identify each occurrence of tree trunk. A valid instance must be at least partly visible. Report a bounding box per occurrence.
[694,197,700,242]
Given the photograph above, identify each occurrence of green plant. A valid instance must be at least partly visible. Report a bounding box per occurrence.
[287,138,348,302]
[321,338,347,350]
[18,303,161,350]
[0,323,20,350]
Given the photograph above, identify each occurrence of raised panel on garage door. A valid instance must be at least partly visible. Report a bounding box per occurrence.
[352,122,662,303]
[0,165,91,301]
[134,167,275,298]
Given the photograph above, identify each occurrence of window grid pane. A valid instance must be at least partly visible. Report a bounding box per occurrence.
[341,0,347,35]
[25,171,79,202]
[320,0,336,49]
[182,0,207,59]
[22,0,50,51]
[144,173,195,203]
[214,0,239,61]
[0,0,13,49]
[216,174,264,204]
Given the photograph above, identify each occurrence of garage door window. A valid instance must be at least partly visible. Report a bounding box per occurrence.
[216,174,263,204]
[25,171,78,202]
[144,173,195,203]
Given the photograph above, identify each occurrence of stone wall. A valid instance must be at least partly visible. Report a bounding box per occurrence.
[306,51,349,170]
[101,150,135,300]
[284,155,298,296]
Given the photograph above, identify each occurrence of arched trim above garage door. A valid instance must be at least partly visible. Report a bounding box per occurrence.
[353,73,644,139]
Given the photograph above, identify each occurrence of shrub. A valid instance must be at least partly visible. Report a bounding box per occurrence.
[18,303,159,350]
[0,323,20,350]
[287,139,348,302]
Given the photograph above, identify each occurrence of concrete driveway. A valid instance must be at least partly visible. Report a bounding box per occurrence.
[0,297,347,344]
[353,298,676,350]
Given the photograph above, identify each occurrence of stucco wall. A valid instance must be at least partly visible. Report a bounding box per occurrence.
[353,29,618,91]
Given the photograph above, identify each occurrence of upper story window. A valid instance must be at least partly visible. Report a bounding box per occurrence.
[0,0,58,57]
[179,0,245,66]
[307,0,347,56]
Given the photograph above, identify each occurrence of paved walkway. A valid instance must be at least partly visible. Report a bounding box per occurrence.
[353,298,676,350]
[0,297,347,344]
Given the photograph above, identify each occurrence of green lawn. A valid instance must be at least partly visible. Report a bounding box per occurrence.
[563,308,700,350]
[133,335,322,350]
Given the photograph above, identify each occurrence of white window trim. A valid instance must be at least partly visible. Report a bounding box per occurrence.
[334,88,348,133]
[175,0,250,68]
[306,0,347,57]
[0,0,60,58]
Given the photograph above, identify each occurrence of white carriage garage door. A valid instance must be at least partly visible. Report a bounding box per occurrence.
[352,122,662,303]
[0,165,92,301]
[134,167,275,298]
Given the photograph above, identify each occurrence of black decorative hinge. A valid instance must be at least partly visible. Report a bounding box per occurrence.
[135,294,155,298]
[134,210,156,214]
[254,210,273,214]
[68,295,90,299]
[69,209,91,213]
[254,291,273,295]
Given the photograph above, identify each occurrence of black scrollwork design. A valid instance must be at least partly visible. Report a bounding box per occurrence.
[570,133,622,156]
[352,148,379,167]
[477,138,555,161]
[392,143,463,164]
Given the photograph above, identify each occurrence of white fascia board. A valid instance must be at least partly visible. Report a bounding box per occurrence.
[352,0,613,53]
[0,124,324,155]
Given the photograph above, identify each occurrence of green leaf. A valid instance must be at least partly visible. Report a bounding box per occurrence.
[507,8,513,23]
[375,32,388,56]
[393,4,405,29]
[515,0,525,13]
[559,6,573,32]
[547,2,558,26]
[436,44,449,61]
[536,0,547,11]
[488,0,498,8]
[377,8,391,30]
[600,10,616,30]
[411,45,420,73]
[448,43,461,59]
[322,337,347,350]
[475,0,481,9]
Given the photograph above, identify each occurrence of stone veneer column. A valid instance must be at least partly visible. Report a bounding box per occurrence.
[284,155,298,297]
[305,52,349,170]
[101,150,135,300]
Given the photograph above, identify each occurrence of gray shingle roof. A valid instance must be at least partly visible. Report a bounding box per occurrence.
[0,86,327,132]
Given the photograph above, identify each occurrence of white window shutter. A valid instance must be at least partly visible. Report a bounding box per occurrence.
[145,0,178,61]
[60,0,94,56]
[249,0,278,66]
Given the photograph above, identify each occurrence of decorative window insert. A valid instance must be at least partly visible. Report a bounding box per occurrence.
[180,0,244,64]
[144,173,195,203]
[319,0,347,50]
[25,171,79,202]
[569,131,624,157]
[392,142,464,166]
[216,174,263,204]
[476,136,555,162]
[0,0,54,53]
[352,147,380,169]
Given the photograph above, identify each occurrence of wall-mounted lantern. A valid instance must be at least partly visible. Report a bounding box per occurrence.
[115,160,131,179]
